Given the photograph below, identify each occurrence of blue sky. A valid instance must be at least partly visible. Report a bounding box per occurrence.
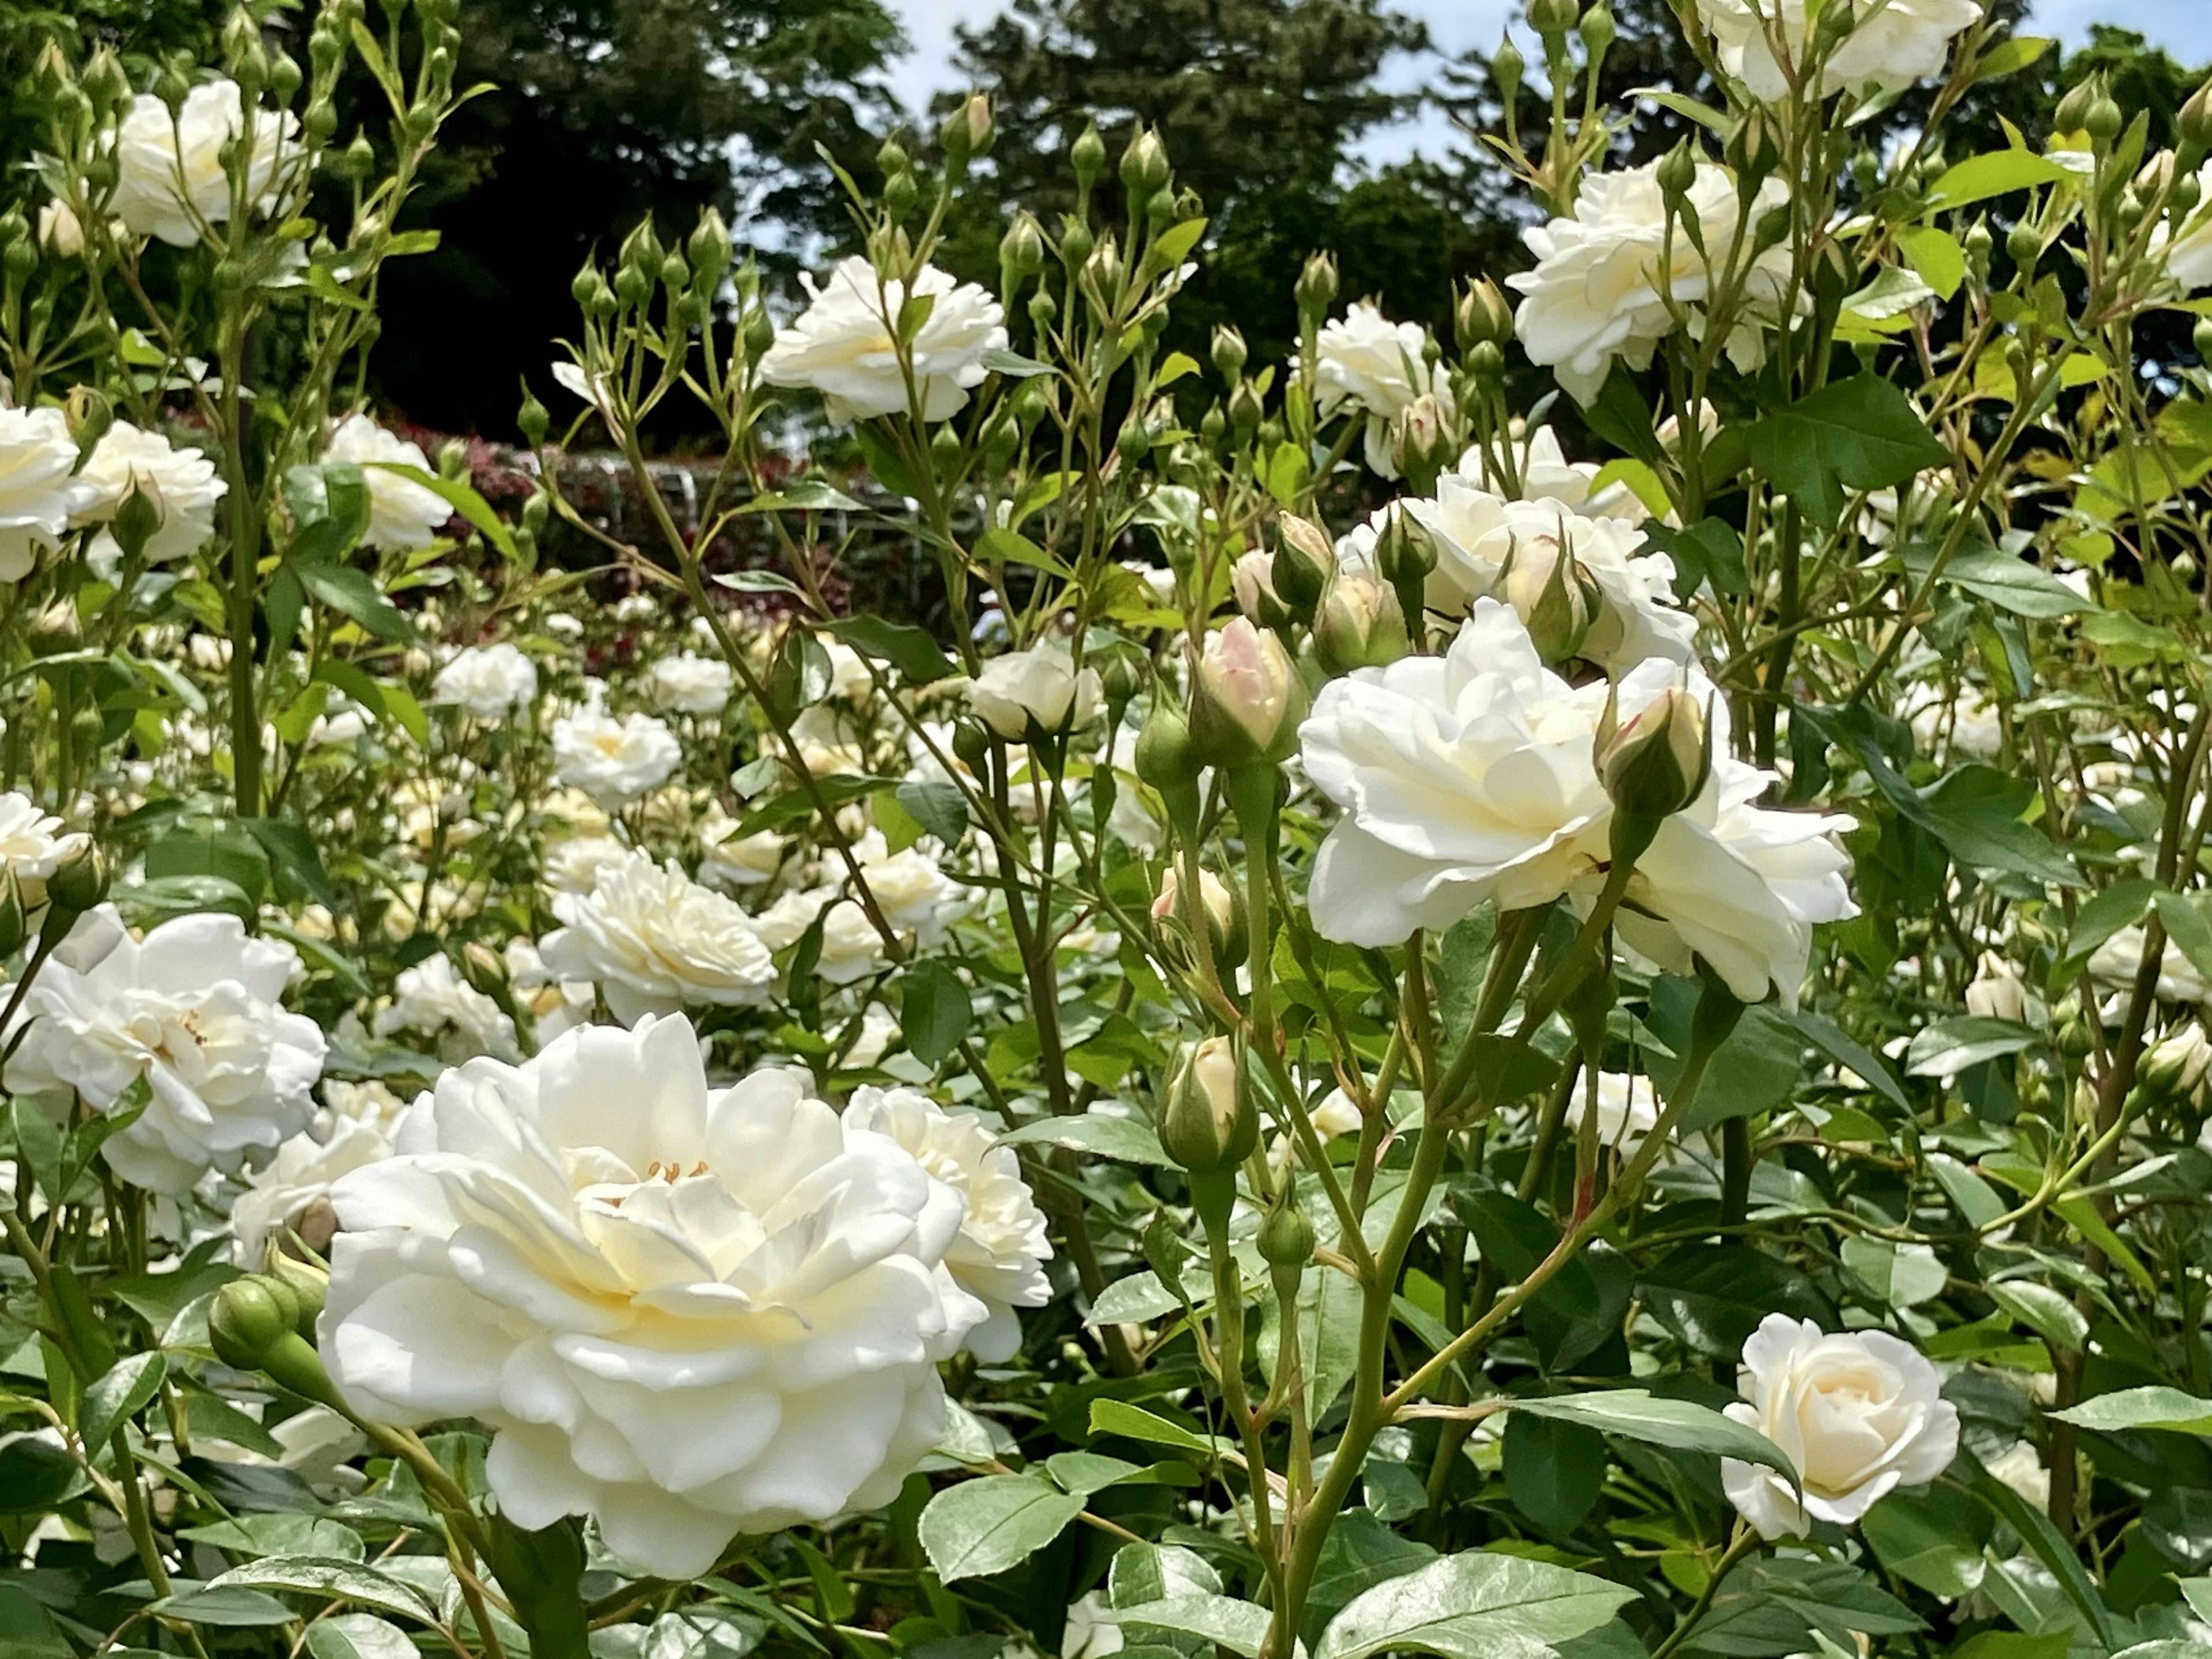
[884,0,2212,166]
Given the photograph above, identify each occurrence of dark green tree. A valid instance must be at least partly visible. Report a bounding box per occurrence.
[365,0,902,436]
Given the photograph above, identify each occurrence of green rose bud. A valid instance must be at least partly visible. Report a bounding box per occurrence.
[1596,685,1712,859]
[1312,571,1409,676]
[1257,1190,1315,1271]
[1161,1036,1257,1175]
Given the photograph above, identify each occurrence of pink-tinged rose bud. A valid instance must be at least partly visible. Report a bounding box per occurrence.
[1153,865,1246,967]
[1190,618,1308,768]
[1596,683,1711,851]
[1161,1035,1256,1175]
[1312,571,1408,675]
[1231,549,1293,629]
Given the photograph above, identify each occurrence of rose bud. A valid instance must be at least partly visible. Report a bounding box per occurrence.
[1272,513,1336,614]
[1161,1036,1257,1176]
[1153,865,1247,968]
[1500,532,1603,666]
[1312,570,1409,676]
[2143,1023,2212,1112]
[1231,549,1295,630]
[1190,618,1308,769]
[1596,683,1711,857]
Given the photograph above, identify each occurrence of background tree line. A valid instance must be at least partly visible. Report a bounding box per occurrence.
[7,0,2205,441]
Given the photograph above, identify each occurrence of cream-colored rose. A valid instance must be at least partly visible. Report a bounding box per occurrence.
[552,700,681,808]
[75,422,227,564]
[433,644,539,719]
[1569,1069,1661,1152]
[844,1085,1052,1360]
[647,652,735,715]
[1694,0,1983,99]
[111,80,297,247]
[1721,1314,1959,1538]
[370,953,520,1065]
[698,803,786,889]
[324,414,452,551]
[761,255,1007,423]
[541,850,777,1024]
[969,645,1102,741]
[1313,301,1455,479]
[0,406,102,580]
[323,1016,983,1577]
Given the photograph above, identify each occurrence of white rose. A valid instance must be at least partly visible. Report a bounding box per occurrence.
[1695,0,1983,100]
[323,414,452,551]
[789,704,866,777]
[854,832,951,938]
[1964,952,2029,1023]
[543,834,631,895]
[1509,161,1791,404]
[647,652,734,715]
[0,789,89,892]
[2090,925,2212,1007]
[0,407,102,581]
[1984,1440,2050,1511]
[751,886,833,953]
[1298,600,1616,945]
[230,1114,393,1267]
[370,953,520,1065]
[2,906,325,1194]
[844,1086,1052,1360]
[1063,1592,1126,1659]
[433,643,539,719]
[541,849,777,1023]
[825,639,875,703]
[37,198,85,256]
[552,702,681,808]
[1721,1314,1959,1539]
[1459,425,1644,522]
[2165,163,2212,291]
[111,80,298,248]
[322,1016,983,1577]
[1569,1069,1661,1152]
[1313,302,1456,479]
[503,938,598,1047]
[699,804,786,889]
[761,255,1008,423]
[75,422,228,563]
[969,645,1101,741]
[815,897,889,985]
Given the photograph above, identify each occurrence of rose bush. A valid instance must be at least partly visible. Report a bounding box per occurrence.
[6,6,2212,1659]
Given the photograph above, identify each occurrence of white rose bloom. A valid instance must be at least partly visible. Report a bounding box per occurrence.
[1695,0,1983,100]
[323,414,451,550]
[552,703,681,808]
[433,643,539,719]
[1509,161,1791,404]
[316,1078,411,1142]
[230,1114,393,1267]
[1984,1440,2050,1510]
[544,834,632,896]
[321,1016,984,1577]
[1313,302,1454,478]
[1298,600,1617,944]
[1459,425,1645,522]
[111,80,298,248]
[825,639,875,703]
[0,407,102,581]
[1721,1315,1959,1539]
[815,898,889,985]
[698,804,786,890]
[857,840,950,939]
[3,907,325,1195]
[969,645,1102,740]
[371,954,521,1065]
[1569,1069,1661,1152]
[541,850,777,1024]
[761,255,1008,423]
[647,652,735,715]
[1063,1592,1126,1659]
[1964,952,2029,1023]
[789,704,866,777]
[2090,925,2212,1007]
[844,1086,1052,1360]
[1369,479,1695,670]
[0,790,89,892]
[2165,163,2212,290]
[38,198,86,256]
[75,422,228,563]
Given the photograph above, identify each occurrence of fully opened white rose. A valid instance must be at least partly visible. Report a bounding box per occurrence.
[1313,302,1453,478]
[969,645,1101,741]
[434,643,539,719]
[1694,0,1983,100]
[111,79,298,248]
[1510,160,1790,404]
[647,652,735,715]
[0,789,89,895]
[761,255,1007,423]
[1721,1315,1959,1539]
[843,1085,1052,1361]
[324,414,452,551]
[552,701,681,808]
[0,407,102,580]
[3,906,325,1195]
[75,422,228,564]
[322,1016,983,1577]
[540,849,777,1023]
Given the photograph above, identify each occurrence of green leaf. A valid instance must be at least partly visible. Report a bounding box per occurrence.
[1972,1476,2116,1646]
[1578,365,1665,468]
[82,1352,166,1452]
[1089,1399,1219,1456]
[2156,891,2212,987]
[1862,1484,1991,1599]
[896,781,969,844]
[1644,517,1747,600]
[293,561,418,644]
[1929,547,2089,618]
[982,347,1056,378]
[1505,1389,1797,1483]
[1777,1008,1909,1111]
[826,614,957,685]
[1919,765,2082,887]
[1747,376,1950,529]
[208,1558,437,1626]
[145,821,271,906]
[1503,1412,1606,1534]
[1970,35,2052,84]
[184,1515,364,1560]
[2052,1385,2212,1436]
[916,1475,1085,1582]
[1842,1236,1947,1308]
[745,479,866,513]
[1927,148,2072,209]
[1045,1451,1148,1496]
[2054,879,2157,988]
[154,1585,299,1627]
[305,1613,418,1659]
[283,464,373,565]
[900,960,972,1067]
[241,817,340,907]
[976,525,1074,579]
[999,1113,1173,1165]
[1898,226,1968,300]
[1119,1596,1274,1657]
[1990,1279,2088,1350]
[1314,1552,1638,1659]
[1903,1016,2036,1078]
